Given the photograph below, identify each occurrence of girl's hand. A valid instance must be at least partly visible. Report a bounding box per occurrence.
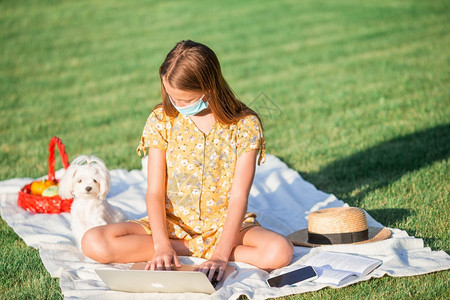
[145,245,181,271]
[196,257,228,282]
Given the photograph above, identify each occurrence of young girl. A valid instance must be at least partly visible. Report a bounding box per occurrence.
[82,40,293,281]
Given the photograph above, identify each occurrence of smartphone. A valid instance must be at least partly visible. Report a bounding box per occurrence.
[266,266,318,287]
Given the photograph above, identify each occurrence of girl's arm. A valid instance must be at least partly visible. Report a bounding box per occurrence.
[198,149,258,280]
[145,147,181,270]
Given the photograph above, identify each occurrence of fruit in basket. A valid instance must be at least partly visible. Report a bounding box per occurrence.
[42,185,59,197]
[30,179,56,196]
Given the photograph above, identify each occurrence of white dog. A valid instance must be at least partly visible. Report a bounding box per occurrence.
[59,155,127,246]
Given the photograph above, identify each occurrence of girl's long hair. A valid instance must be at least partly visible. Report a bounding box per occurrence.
[159,40,261,125]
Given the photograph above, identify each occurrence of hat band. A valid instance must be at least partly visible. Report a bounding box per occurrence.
[308,229,369,245]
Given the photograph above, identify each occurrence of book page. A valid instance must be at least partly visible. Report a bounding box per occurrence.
[305,252,381,277]
[313,266,358,286]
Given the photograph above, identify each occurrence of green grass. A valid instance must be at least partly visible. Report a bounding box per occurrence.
[1,0,449,298]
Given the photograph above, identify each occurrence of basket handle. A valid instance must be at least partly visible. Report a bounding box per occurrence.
[48,136,70,181]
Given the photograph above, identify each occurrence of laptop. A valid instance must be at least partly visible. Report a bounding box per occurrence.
[95,263,235,294]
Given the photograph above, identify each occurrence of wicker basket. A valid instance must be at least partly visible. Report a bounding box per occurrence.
[17,137,73,213]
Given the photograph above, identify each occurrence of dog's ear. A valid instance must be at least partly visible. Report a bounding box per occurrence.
[58,165,77,199]
[87,155,110,200]
[98,168,110,200]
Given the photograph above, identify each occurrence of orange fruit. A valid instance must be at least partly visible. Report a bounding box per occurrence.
[30,179,56,196]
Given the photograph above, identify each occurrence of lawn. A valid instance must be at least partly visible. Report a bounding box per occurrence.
[1,0,449,299]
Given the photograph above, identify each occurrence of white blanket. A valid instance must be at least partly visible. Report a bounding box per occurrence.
[1,154,449,299]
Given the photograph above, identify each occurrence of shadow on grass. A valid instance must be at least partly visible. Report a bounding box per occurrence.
[301,123,450,210]
[365,208,412,227]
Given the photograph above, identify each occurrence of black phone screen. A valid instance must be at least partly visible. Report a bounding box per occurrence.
[267,266,317,287]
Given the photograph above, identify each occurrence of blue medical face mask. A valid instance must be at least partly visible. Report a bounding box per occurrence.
[168,94,208,116]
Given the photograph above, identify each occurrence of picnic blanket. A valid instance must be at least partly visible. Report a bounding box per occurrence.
[1,154,449,299]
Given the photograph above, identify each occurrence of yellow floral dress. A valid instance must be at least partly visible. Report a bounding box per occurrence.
[134,106,265,259]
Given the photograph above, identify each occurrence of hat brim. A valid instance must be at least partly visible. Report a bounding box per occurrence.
[287,227,391,247]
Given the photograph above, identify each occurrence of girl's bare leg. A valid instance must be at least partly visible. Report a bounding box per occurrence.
[230,226,294,271]
[81,222,190,264]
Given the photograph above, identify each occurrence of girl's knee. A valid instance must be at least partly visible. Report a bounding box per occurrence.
[81,227,112,263]
[243,227,294,269]
[262,235,293,269]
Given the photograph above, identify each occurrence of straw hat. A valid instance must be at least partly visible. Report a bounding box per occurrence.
[287,207,391,247]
